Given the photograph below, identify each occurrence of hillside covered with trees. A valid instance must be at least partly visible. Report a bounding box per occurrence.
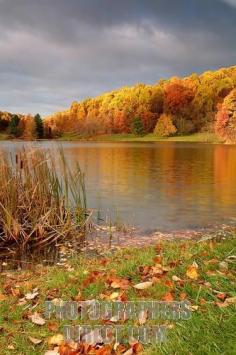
[1,66,236,142]
[44,65,236,142]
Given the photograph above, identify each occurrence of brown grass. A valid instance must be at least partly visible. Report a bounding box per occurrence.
[0,148,87,259]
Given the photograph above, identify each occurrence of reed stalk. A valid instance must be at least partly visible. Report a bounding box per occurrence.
[0,148,87,258]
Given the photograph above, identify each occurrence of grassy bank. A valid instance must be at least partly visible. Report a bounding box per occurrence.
[0,235,235,354]
[59,132,222,144]
[0,131,224,143]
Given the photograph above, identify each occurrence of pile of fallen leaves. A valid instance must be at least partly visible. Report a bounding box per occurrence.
[45,337,143,355]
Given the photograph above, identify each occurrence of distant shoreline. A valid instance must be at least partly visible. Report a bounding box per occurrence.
[0,132,228,144]
[56,132,223,144]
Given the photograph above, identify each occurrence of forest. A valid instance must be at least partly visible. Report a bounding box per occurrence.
[1,65,236,142]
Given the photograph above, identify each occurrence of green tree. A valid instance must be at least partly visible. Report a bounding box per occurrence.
[9,115,20,137]
[34,114,44,139]
[131,116,144,136]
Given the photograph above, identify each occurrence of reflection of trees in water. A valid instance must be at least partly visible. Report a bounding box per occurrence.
[43,143,236,228]
[214,145,236,206]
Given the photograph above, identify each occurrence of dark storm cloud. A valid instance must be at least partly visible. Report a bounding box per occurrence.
[0,0,235,115]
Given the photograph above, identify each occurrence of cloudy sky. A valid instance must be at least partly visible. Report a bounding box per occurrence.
[0,0,236,116]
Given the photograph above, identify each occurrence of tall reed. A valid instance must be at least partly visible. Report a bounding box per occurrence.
[0,148,87,257]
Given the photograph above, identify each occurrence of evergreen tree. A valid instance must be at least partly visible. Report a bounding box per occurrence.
[131,116,144,136]
[9,115,20,137]
[34,114,44,139]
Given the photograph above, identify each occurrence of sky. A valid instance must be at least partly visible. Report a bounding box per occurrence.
[0,0,236,116]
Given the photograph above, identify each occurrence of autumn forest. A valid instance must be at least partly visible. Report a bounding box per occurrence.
[0,65,236,143]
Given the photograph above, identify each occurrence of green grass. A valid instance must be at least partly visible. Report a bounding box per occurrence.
[0,130,224,144]
[58,132,222,144]
[0,235,235,354]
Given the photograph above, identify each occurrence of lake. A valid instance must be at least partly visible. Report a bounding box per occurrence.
[1,141,236,232]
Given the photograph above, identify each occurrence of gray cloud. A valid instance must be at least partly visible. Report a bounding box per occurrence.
[221,0,236,7]
[0,0,235,116]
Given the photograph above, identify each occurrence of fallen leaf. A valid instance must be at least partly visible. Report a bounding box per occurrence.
[138,310,148,325]
[215,301,229,308]
[48,321,59,332]
[132,342,143,353]
[216,293,227,301]
[179,292,187,300]
[48,334,64,346]
[17,298,27,306]
[219,261,228,271]
[199,298,207,305]
[172,275,182,282]
[133,281,153,290]
[225,296,236,305]
[109,292,120,300]
[7,345,15,350]
[109,277,130,290]
[28,336,42,345]
[82,328,103,345]
[109,316,119,323]
[29,312,46,326]
[205,258,218,264]
[44,350,59,355]
[189,305,199,311]
[59,341,79,354]
[186,264,199,280]
[162,292,174,302]
[25,291,39,300]
[123,348,133,355]
[164,280,174,288]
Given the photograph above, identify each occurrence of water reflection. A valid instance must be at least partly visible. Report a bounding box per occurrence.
[0,141,236,231]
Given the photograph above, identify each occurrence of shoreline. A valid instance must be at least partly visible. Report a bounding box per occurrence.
[0,132,225,144]
[79,223,236,255]
[58,132,223,144]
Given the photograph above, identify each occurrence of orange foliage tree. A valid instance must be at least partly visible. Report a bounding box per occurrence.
[154,114,177,137]
[215,89,236,142]
[164,82,194,115]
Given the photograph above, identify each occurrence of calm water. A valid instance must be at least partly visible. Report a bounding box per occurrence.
[1,141,236,231]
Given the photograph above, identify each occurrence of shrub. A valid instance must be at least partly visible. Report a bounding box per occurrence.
[154,114,177,137]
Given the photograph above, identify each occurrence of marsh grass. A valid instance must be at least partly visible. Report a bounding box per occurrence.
[0,148,87,259]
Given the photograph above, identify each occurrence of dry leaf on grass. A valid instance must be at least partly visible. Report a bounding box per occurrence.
[186,264,199,280]
[29,312,46,326]
[48,334,64,346]
[138,310,148,325]
[123,349,133,355]
[44,350,59,355]
[133,281,153,290]
[25,290,39,300]
[162,292,174,302]
[172,275,182,282]
[28,336,43,345]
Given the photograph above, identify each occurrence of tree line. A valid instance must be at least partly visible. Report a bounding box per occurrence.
[0,112,51,140]
[44,65,236,142]
[1,65,236,142]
